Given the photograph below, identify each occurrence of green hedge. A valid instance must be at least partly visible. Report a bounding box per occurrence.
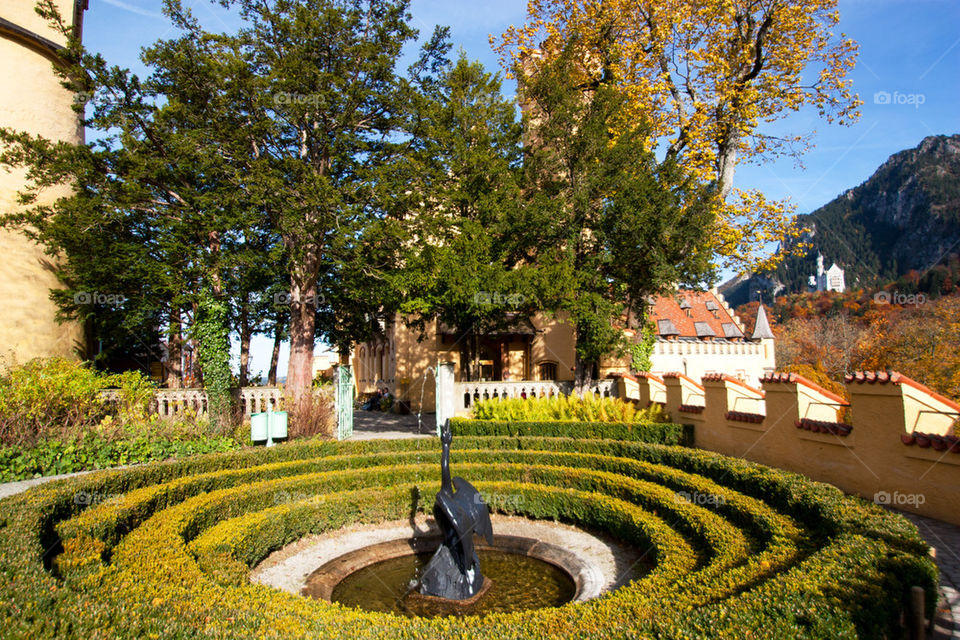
[0,435,240,482]
[451,417,692,445]
[0,434,937,639]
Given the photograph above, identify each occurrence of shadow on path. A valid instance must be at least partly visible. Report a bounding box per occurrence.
[349,411,435,440]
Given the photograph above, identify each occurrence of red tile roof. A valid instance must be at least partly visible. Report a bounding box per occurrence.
[649,290,742,340]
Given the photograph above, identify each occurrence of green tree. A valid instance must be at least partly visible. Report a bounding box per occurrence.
[2,0,446,405]
[518,42,716,390]
[190,0,437,401]
[0,1,255,388]
[395,51,533,379]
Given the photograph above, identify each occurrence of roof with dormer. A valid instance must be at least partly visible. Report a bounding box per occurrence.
[648,290,747,341]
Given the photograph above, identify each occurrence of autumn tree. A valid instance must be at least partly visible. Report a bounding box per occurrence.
[774,312,866,380]
[497,0,860,269]
[857,297,960,400]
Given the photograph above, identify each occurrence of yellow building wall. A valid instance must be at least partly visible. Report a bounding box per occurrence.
[0,1,86,366]
[354,312,582,412]
[653,372,960,526]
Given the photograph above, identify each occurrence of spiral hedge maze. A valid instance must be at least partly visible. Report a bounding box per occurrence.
[0,434,938,639]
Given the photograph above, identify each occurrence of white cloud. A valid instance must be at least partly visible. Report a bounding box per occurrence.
[100,0,164,20]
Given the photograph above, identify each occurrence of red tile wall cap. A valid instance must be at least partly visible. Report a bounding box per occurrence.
[662,372,706,391]
[845,371,960,413]
[633,372,665,383]
[679,404,705,414]
[761,372,849,406]
[795,418,852,436]
[725,410,766,424]
[901,432,960,453]
[607,372,665,385]
[702,373,765,397]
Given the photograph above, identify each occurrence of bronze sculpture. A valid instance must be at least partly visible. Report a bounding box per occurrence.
[417,420,493,600]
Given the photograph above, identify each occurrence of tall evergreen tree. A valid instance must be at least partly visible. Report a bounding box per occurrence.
[396,52,532,379]
[518,42,716,389]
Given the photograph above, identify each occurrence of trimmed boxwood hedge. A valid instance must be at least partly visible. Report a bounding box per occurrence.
[0,434,937,639]
[450,417,692,445]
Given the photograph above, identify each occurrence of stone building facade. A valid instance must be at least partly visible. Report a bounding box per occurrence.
[353,289,775,411]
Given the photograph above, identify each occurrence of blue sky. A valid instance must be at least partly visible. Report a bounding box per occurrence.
[81,0,960,378]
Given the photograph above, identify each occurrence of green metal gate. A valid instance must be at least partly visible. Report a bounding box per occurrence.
[335,364,354,440]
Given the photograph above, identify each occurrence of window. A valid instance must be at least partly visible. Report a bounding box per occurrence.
[538,362,558,381]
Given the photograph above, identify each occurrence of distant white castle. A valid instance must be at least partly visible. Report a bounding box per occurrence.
[809,253,845,293]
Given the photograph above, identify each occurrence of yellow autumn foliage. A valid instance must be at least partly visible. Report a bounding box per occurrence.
[496,0,861,270]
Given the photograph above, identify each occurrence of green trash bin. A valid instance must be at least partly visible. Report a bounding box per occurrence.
[250,409,288,447]
[250,412,269,442]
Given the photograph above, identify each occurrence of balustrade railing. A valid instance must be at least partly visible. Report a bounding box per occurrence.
[100,387,287,418]
[453,379,619,413]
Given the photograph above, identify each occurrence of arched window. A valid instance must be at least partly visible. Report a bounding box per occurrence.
[538,361,558,381]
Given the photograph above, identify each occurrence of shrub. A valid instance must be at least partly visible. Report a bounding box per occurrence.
[451,417,691,445]
[287,390,334,440]
[0,434,239,482]
[0,434,937,639]
[471,394,667,423]
[0,358,156,446]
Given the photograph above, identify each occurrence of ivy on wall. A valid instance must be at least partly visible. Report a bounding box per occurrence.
[193,290,232,432]
[630,324,657,373]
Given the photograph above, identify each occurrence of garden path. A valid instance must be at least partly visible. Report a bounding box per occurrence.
[902,511,960,638]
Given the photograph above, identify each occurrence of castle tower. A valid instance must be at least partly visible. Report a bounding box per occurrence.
[751,303,776,373]
[0,1,88,366]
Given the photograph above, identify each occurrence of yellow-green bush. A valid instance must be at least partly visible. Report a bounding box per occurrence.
[0,435,937,639]
[471,394,668,423]
[451,417,690,444]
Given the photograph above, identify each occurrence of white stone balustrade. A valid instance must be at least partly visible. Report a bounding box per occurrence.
[99,387,287,418]
[453,379,618,414]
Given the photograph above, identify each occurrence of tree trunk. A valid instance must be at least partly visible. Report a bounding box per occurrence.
[573,355,594,395]
[238,302,251,387]
[717,142,738,199]
[189,302,202,387]
[165,306,184,388]
[268,322,282,386]
[285,271,318,402]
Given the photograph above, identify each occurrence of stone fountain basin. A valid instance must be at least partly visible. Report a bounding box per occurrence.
[251,515,649,603]
[301,534,589,602]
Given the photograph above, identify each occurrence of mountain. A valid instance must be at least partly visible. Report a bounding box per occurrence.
[721,134,960,307]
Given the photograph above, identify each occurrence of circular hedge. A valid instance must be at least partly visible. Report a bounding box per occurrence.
[0,436,937,639]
